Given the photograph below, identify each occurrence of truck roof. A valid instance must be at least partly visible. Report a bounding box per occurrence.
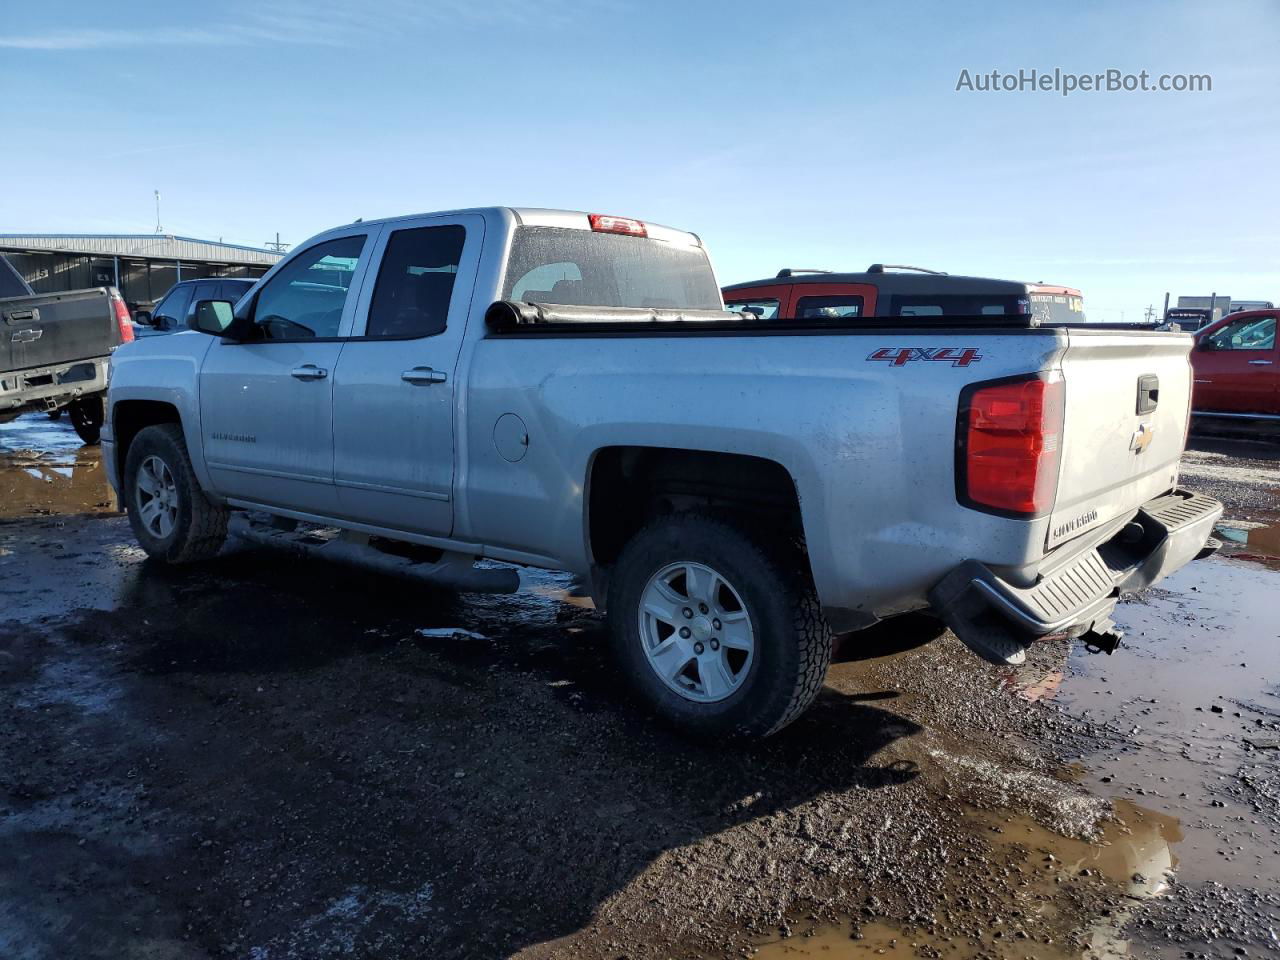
[723,271,1028,298]
[317,207,704,249]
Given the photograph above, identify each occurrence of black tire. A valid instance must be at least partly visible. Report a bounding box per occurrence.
[607,513,832,738]
[68,395,104,444]
[123,423,229,563]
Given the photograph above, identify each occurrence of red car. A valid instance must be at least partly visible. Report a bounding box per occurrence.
[1191,308,1279,418]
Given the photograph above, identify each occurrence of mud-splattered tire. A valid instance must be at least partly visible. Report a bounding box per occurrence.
[124,423,228,563]
[68,395,104,445]
[607,513,832,738]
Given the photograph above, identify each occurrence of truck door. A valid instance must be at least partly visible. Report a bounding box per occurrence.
[1191,313,1278,414]
[198,231,373,516]
[330,214,484,536]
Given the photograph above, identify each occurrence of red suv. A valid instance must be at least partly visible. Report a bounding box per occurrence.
[721,266,1062,321]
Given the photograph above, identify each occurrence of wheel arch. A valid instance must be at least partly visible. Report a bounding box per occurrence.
[584,445,813,604]
[111,399,183,492]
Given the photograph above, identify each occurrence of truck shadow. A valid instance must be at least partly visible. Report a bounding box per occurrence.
[34,546,926,959]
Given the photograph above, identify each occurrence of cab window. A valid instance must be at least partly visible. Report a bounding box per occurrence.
[1205,315,1276,351]
[252,235,366,339]
[365,225,465,338]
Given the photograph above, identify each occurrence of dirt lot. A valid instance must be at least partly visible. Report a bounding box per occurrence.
[2,414,1278,960]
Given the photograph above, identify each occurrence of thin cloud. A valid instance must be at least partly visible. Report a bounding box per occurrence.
[0,0,613,51]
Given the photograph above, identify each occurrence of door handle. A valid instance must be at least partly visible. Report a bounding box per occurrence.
[401,366,447,385]
[290,364,328,381]
[1247,359,1274,365]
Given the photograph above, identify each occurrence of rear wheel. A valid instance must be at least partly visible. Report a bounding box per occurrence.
[124,424,229,563]
[68,395,104,444]
[607,514,832,738]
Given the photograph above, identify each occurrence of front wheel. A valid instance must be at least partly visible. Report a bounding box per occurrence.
[68,395,104,444]
[123,424,229,563]
[607,514,832,738]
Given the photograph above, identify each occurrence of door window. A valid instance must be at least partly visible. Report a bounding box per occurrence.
[365,225,466,338]
[724,298,780,319]
[1204,315,1276,351]
[153,283,193,329]
[252,235,366,340]
[795,295,863,319]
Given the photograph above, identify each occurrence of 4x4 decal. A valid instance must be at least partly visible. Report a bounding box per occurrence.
[867,346,983,367]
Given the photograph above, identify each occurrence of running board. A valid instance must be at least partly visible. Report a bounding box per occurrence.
[229,515,520,594]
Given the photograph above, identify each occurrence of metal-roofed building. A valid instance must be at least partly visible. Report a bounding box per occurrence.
[0,234,284,311]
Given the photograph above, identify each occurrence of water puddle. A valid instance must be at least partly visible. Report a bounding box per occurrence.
[1009,552,1280,889]
[1215,517,1280,570]
[751,799,1179,959]
[0,413,117,518]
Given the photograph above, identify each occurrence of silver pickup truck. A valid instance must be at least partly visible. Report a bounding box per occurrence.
[104,207,1222,736]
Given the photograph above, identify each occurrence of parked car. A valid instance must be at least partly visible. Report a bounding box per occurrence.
[1190,308,1279,419]
[105,207,1221,736]
[0,254,135,443]
[134,277,257,336]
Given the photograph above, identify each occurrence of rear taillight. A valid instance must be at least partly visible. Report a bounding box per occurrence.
[588,213,647,237]
[957,374,1064,517]
[111,292,134,343]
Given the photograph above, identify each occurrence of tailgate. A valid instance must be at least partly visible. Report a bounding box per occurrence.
[0,288,118,374]
[1048,329,1192,549]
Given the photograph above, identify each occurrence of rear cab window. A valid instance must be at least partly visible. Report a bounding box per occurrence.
[1030,293,1086,325]
[365,225,466,339]
[504,226,721,310]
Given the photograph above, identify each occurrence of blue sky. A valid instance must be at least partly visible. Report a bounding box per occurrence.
[1,0,1277,320]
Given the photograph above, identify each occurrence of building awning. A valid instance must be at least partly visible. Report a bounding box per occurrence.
[0,234,283,266]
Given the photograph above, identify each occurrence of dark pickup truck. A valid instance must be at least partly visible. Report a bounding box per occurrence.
[0,254,135,443]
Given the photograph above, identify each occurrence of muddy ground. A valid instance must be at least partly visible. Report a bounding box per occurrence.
[1,413,1278,960]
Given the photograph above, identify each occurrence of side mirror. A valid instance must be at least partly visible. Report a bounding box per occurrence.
[187,299,236,336]
[133,309,154,326]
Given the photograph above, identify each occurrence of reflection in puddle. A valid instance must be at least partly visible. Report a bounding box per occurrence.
[0,449,117,518]
[1215,518,1280,570]
[0,414,117,518]
[753,800,1180,959]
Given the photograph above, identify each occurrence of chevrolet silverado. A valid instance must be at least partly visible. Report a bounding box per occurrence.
[104,208,1222,736]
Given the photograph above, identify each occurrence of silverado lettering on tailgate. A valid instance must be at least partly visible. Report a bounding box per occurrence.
[867,346,983,367]
[1052,508,1098,543]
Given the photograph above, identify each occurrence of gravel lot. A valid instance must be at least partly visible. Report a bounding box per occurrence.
[2,414,1278,959]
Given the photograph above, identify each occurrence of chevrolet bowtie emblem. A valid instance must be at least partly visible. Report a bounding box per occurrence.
[1130,422,1155,454]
